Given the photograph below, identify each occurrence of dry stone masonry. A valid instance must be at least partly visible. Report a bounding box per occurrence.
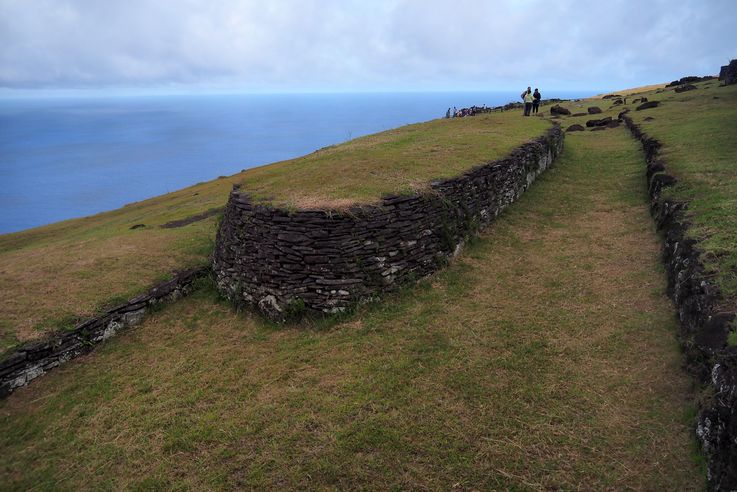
[0,267,208,398]
[213,126,564,321]
[623,115,737,490]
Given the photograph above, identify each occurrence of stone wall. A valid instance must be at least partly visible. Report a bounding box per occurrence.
[0,267,208,398]
[622,115,737,490]
[213,126,564,321]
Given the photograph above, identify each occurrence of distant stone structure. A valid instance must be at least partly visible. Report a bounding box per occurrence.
[719,59,737,85]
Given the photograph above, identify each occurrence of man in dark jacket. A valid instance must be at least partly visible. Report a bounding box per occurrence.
[532,88,541,114]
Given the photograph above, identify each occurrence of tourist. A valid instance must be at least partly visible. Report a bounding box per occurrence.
[532,88,541,114]
[446,107,451,118]
[522,87,534,116]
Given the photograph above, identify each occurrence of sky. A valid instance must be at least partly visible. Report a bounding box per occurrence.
[1,0,736,95]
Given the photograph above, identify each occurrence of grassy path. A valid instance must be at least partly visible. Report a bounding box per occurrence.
[0,127,702,489]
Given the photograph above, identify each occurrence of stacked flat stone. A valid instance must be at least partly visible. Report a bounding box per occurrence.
[213,127,564,321]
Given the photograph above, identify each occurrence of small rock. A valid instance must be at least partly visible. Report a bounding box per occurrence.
[130,224,146,230]
[674,84,697,93]
[566,124,585,132]
[636,101,660,111]
[644,116,655,121]
[550,105,571,116]
[586,117,613,127]
[587,106,602,114]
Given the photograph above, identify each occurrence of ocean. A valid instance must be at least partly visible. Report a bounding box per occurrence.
[0,91,595,234]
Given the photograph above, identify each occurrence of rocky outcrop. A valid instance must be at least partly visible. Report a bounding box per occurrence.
[667,75,716,87]
[623,115,737,490]
[719,60,737,85]
[0,267,208,398]
[213,127,564,322]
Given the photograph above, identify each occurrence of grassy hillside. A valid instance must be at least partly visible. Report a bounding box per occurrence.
[0,127,702,490]
[0,112,548,351]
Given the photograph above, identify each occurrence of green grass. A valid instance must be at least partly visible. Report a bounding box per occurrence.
[629,81,737,303]
[237,112,550,208]
[0,126,703,490]
[551,80,737,306]
[0,113,546,349]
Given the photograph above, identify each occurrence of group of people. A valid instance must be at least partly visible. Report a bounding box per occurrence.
[521,87,542,116]
[445,105,491,118]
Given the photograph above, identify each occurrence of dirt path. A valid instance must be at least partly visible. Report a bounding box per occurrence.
[0,127,703,490]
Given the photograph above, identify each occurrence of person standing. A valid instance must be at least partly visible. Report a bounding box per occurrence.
[532,88,541,114]
[522,87,534,116]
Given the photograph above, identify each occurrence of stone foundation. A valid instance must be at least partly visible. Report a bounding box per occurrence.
[213,126,564,321]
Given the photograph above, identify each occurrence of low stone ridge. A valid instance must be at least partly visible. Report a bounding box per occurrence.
[566,124,584,132]
[719,59,737,85]
[160,207,223,229]
[667,75,717,87]
[587,106,602,114]
[623,114,737,490]
[636,101,660,111]
[213,127,564,322]
[0,267,208,398]
[674,84,697,93]
[550,105,571,116]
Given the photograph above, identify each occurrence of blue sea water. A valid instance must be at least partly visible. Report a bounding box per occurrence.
[0,91,594,234]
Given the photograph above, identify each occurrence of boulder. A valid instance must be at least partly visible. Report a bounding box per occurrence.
[550,105,571,116]
[612,99,624,105]
[572,112,587,117]
[636,101,660,111]
[606,119,620,128]
[602,94,622,99]
[640,97,648,103]
[618,109,630,119]
[674,84,697,93]
[587,106,602,114]
[632,98,641,104]
[130,224,146,230]
[586,116,613,128]
[566,124,585,132]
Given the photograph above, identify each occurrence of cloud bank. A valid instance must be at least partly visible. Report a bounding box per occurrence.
[1,0,735,92]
